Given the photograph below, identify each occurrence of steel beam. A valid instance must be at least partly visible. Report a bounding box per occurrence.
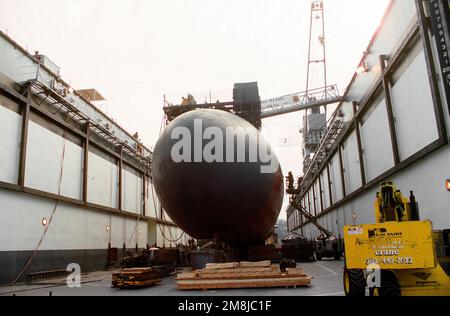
[311,182,317,216]
[326,163,333,206]
[0,82,151,176]
[318,173,324,214]
[307,190,311,215]
[379,54,401,165]
[416,0,449,142]
[142,174,147,217]
[338,145,347,198]
[0,181,178,227]
[292,138,445,232]
[82,123,89,202]
[353,102,367,186]
[261,97,342,119]
[18,84,31,186]
[118,147,123,211]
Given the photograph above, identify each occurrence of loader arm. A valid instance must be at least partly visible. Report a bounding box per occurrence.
[291,200,333,239]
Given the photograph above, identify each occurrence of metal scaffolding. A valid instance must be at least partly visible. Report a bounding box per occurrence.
[29,79,151,169]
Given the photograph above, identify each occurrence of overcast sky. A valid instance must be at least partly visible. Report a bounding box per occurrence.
[0,0,390,219]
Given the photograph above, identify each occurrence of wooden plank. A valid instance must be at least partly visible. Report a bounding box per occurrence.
[204,261,272,270]
[119,268,152,272]
[205,262,239,270]
[239,261,271,268]
[113,278,161,289]
[177,277,312,291]
[118,268,153,274]
[271,264,281,271]
[176,262,311,291]
[286,268,305,275]
[198,267,274,275]
[177,272,197,279]
[177,272,308,281]
[178,278,311,289]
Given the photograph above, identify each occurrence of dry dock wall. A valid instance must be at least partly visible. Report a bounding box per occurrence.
[0,31,188,284]
[288,0,450,239]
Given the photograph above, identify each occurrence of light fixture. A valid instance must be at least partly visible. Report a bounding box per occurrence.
[42,218,48,226]
[356,61,370,74]
[445,179,450,192]
[106,225,110,232]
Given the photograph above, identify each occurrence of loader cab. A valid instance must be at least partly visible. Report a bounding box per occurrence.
[375,182,420,224]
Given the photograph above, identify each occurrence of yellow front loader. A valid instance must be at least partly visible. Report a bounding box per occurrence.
[343,182,450,296]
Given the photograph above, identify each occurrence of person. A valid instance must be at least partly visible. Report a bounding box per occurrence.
[297,177,304,190]
[181,97,189,106]
[286,172,294,190]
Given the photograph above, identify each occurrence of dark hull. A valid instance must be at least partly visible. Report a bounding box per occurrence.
[152,110,284,245]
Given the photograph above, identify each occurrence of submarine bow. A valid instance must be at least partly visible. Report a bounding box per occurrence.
[152,109,284,245]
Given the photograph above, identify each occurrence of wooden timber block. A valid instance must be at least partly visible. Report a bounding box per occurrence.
[120,268,153,273]
[177,272,197,280]
[198,267,273,275]
[114,278,161,289]
[271,264,281,272]
[205,262,239,270]
[239,261,271,268]
[177,277,312,291]
[177,272,307,281]
[112,267,164,289]
[286,268,305,275]
[177,267,280,280]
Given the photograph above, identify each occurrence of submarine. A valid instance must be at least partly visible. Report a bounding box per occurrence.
[152,108,284,245]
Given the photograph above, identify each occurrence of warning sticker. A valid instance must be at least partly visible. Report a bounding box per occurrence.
[347,227,363,235]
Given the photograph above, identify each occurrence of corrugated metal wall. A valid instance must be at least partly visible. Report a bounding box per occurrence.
[288,0,450,237]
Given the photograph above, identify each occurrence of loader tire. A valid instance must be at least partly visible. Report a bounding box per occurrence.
[379,271,401,296]
[344,268,366,296]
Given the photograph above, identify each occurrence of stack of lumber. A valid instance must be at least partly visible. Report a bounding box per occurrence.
[176,261,312,291]
[112,268,161,289]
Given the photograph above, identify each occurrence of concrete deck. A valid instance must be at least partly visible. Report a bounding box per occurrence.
[0,260,345,296]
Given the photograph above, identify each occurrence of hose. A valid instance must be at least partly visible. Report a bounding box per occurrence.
[9,130,68,286]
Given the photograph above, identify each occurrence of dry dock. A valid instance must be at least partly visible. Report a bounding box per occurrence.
[0,260,344,297]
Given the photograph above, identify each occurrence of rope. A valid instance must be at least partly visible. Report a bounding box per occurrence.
[97,174,145,282]
[9,130,68,286]
[96,117,182,282]
[8,115,178,288]
[153,114,186,243]
[149,179,185,244]
[9,128,144,286]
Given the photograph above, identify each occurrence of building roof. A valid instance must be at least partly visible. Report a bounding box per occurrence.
[76,89,106,102]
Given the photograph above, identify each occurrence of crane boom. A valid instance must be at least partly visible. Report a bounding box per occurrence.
[290,200,333,238]
[260,85,342,119]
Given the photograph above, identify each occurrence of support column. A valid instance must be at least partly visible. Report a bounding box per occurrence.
[82,123,90,202]
[338,146,347,198]
[118,147,123,211]
[353,102,367,186]
[379,55,401,165]
[318,173,324,213]
[326,163,333,206]
[18,84,32,186]
[312,182,317,216]
[142,173,146,217]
